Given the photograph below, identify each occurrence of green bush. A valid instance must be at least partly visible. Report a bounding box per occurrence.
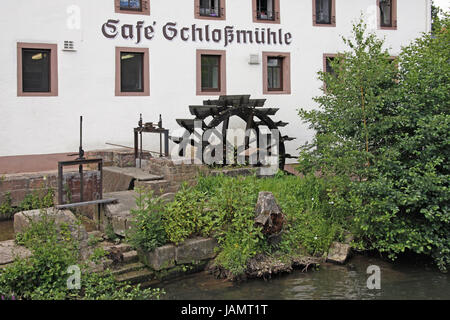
[127,188,167,251]
[0,189,54,220]
[18,189,54,212]
[0,193,14,219]
[163,184,216,245]
[0,210,163,300]
[163,174,345,276]
[298,16,450,271]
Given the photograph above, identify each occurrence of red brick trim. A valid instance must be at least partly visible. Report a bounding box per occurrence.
[377,0,397,30]
[115,47,150,96]
[252,0,281,24]
[17,42,58,97]
[114,0,150,15]
[194,0,226,20]
[312,0,336,27]
[196,49,227,96]
[262,52,291,95]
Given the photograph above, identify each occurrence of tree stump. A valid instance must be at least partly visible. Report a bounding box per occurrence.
[254,192,286,244]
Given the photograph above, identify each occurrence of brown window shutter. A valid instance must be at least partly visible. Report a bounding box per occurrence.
[394,20,397,28]
[332,15,336,24]
[221,7,225,17]
[196,4,200,16]
[115,0,120,11]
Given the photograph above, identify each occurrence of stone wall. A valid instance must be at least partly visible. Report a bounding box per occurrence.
[142,157,209,182]
[0,170,102,208]
[86,148,151,168]
[0,171,57,206]
[138,237,218,271]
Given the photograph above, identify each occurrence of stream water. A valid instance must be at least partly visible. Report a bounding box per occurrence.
[0,220,14,241]
[159,255,450,300]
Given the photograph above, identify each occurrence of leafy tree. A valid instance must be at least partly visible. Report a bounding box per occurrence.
[298,17,398,178]
[298,16,450,271]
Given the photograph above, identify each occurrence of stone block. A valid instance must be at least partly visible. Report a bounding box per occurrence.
[111,214,130,237]
[0,240,32,266]
[175,237,218,265]
[138,244,176,271]
[14,208,88,242]
[326,242,351,264]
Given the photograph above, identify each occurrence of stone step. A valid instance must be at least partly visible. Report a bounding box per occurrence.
[103,166,164,193]
[103,243,134,254]
[115,268,155,285]
[111,262,145,276]
[102,190,138,236]
[106,166,164,182]
[123,250,139,263]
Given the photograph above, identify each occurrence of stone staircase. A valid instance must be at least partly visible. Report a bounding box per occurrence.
[100,166,178,237]
[102,242,156,287]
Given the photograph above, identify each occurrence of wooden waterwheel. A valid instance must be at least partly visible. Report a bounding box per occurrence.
[170,95,296,170]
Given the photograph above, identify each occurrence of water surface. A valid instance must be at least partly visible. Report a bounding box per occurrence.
[0,220,14,241]
[160,255,450,300]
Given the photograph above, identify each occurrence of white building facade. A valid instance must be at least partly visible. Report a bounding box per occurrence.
[0,0,432,159]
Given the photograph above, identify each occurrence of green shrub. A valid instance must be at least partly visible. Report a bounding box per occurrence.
[0,209,163,300]
[164,173,345,276]
[297,16,450,271]
[18,189,54,212]
[0,188,54,220]
[163,184,216,245]
[0,193,14,219]
[127,188,167,251]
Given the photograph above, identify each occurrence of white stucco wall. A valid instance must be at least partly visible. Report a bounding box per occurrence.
[0,0,431,159]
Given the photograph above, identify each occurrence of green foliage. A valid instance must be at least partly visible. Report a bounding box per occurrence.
[298,17,450,271]
[127,188,167,251]
[0,210,163,300]
[0,193,14,219]
[18,189,55,212]
[0,189,54,220]
[104,222,119,241]
[164,173,345,276]
[298,17,398,178]
[163,184,215,245]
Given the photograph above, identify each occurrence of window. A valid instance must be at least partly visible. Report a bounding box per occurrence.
[120,0,142,11]
[378,0,397,29]
[115,47,149,96]
[263,52,291,94]
[313,0,336,27]
[323,53,338,91]
[197,50,226,95]
[121,52,144,92]
[195,0,226,20]
[252,0,280,24]
[324,54,337,77]
[267,58,283,91]
[17,43,58,96]
[201,55,220,91]
[115,0,150,15]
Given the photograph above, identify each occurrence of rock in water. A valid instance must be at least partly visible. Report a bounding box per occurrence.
[254,192,286,241]
[326,242,351,264]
